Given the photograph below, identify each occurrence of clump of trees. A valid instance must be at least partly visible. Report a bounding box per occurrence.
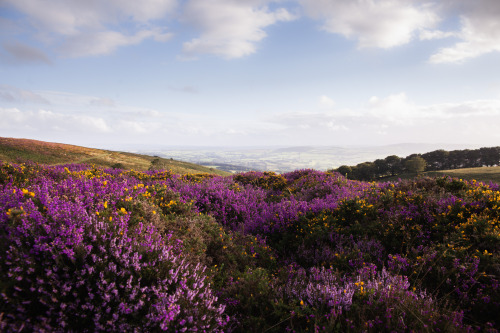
[405,156,426,174]
[334,146,500,181]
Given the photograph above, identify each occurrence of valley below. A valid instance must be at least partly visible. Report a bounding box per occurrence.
[136,143,483,173]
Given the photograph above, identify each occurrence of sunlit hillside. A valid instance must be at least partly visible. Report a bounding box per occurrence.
[0,137,229,176]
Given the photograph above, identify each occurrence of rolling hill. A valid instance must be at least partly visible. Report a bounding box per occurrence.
[0,137,229,175]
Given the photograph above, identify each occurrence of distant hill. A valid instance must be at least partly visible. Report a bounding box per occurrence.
[0,137,230,175]
[136,143,483,173]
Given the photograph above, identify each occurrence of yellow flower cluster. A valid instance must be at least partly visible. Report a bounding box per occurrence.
[21,188,35,197]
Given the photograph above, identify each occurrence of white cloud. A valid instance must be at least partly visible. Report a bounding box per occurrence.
[0,107,25,125]
[5,0,177,35]
[319,95,335,109]
[367,92,418,123]
[0,85,50,104]
[0,107,111,133]
[0,106,172,137]
[266,110,353,130]
[300,0,438,48]
[3,90,500,147]
[367,92,500,121]
[3,0,177,57]
[115,120,151,134]
[421,99,500,118]
[429,0,500,63]
[257,93,500,145]
[181,0,296,59]
[326,121,348,131]
[419,29,458,40]
[59,28,172,57]
[0,88,177,139]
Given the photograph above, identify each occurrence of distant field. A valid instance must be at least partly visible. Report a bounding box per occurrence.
[424,166,500,184]
[0,137,229,175]
[381,166,500,184]
[141,143,481,173]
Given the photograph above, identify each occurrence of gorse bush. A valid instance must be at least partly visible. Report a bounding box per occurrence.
[0,162,499,331]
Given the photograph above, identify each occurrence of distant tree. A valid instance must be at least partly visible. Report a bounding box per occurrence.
[405,156,426,174]
[480,147,500,166]
[448,150,464,169]
[336,165,352,178]
[330,146,500,181]
[458,149,481,168]
[353,162,376,181]
[422,149,449,170]
[374,159,389,178]
[385,155,402,176]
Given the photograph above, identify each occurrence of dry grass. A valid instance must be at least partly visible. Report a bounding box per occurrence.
[0,137,229,175]
[424,166,500,184]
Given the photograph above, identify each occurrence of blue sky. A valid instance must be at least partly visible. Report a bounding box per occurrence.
[1,0,500,148]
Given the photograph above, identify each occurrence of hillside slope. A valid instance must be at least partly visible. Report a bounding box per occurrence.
[0,137,229,175]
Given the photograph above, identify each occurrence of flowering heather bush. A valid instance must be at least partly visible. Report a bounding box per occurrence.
[275,264,469,332]
[1,162,499,331]
[0,164,226,332]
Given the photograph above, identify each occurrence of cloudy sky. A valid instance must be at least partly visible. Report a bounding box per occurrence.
[1,0,500,148]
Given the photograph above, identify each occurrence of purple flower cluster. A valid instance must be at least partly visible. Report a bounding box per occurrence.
[1,162,499,331]
[0,164,226,332]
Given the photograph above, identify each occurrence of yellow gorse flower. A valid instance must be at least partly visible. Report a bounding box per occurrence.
[21,189,35,197]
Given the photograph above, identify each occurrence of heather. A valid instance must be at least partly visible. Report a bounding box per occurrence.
[1,163,499,332]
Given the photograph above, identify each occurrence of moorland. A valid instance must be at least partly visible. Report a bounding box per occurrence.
[1,138,499,332]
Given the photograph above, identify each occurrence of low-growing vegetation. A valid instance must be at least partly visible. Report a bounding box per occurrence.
[1,162,499,331]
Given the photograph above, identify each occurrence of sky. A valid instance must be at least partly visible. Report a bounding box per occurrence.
[1,0,500,149]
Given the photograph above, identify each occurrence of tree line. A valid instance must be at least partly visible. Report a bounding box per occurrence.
[333,146,500,181]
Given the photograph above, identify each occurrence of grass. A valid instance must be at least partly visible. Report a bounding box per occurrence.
[0,137,229,176]
[379,166,500,184]
[424,166,500,184]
